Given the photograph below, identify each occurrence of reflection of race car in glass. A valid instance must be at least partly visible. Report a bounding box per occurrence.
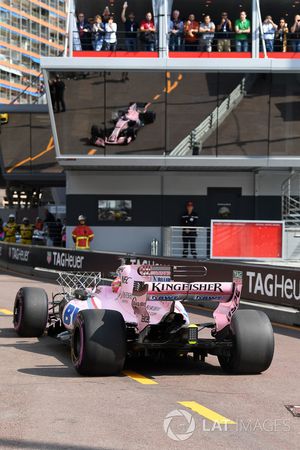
[0,113,9,124]
[13,264,274,376]
[90,102,156,147]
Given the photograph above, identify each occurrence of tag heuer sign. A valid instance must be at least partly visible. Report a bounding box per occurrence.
[47,252,52,264]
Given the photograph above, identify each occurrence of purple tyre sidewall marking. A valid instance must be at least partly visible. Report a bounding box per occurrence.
[74,316,84,368]
[14,295,23,331]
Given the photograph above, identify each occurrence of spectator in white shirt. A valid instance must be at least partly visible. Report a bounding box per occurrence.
[262,16,278,52]
[104,16,117,51]
[199,15,215,52]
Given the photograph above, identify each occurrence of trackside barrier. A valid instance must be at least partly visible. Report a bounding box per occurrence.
[0,242,300,310]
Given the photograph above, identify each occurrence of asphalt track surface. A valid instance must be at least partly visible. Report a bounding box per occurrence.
[1,269,300,450]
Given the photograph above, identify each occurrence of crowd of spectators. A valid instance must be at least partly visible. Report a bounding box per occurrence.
[0,211,67,247]
[76,3,156,52]
[75,4,300,53]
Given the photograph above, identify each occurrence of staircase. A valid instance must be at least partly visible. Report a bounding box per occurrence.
[282,171,300,227]
[170,74,257,156]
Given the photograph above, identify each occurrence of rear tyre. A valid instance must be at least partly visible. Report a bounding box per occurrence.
[71,309,126,376]
[218,310,274,374]
[13,287,48,337]
[139,111,156,124]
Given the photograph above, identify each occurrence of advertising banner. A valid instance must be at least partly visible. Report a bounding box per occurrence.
[211,220,284,259]
[0,242,299,309]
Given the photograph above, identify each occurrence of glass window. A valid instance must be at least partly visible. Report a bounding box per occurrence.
[215,73,270,156]
[269,74,300,156]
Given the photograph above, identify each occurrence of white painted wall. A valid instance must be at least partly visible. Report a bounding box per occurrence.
[66,226,162,254]
[67,170,292,197]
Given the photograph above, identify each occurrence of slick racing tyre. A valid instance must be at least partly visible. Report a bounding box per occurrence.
[71,309,126,376]
[218,310,274,374]
[13,287,48,337]
[139,111,156,124]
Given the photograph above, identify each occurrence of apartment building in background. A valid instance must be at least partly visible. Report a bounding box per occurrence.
[0,0,67,104]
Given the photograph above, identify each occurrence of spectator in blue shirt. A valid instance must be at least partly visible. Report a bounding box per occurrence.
[262,16,278,52]
[169,10,184,51]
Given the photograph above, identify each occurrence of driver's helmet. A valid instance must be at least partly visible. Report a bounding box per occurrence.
[23,217,29,225]
[8,214,15,222]
[78,214,86,223]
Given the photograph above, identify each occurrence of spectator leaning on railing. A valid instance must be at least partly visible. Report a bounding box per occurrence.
[104,16,117,51]
[235,11,251,52]
[140,12,156,51]
[276,18,289,52]
[184,14,199,51]
[77,12,92,50]
[169,9,184,51]
[291,14,300,52]
[121,2,139,51]
[199,15,215,52]
[217,12,232,52]
[262,16,278,52]
[92,15,105,51]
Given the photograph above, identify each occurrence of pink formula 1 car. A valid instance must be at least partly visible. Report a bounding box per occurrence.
[13,264,274,376]
[90,102,156,147]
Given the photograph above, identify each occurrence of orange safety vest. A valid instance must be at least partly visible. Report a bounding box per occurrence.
[72,225,94,249]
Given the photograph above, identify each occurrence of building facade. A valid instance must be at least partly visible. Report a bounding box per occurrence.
[0,0,67,104]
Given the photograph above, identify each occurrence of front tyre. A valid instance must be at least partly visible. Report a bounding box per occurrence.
[218,310,274,374]
[13,287,48,337]
[71,309,126,376]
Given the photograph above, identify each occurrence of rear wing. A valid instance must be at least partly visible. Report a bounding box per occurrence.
[134,264,207,280]
[131,266,243,303]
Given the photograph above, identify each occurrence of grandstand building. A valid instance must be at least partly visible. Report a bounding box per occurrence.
[0,0,67,104]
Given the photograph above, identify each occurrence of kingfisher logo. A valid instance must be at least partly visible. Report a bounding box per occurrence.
[46,251,84,269]
[149,282,223,293]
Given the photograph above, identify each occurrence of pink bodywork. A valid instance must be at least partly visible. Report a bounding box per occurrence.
[62,265,242,334]
[94,104,141,147]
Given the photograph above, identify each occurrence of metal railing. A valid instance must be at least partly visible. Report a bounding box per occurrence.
[72,28,300,54]
[170,75,256,156]
[73,30,159,52]
[163,227,210,259]
[282,171,300,227]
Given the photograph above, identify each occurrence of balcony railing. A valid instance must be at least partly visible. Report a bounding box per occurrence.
[71,30,300,57]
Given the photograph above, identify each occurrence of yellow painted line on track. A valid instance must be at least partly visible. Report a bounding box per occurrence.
[6,136,54,173]
[122,370,158,385]
[88,149,97,155]
[179,401,236,425]
[0,309,13,315]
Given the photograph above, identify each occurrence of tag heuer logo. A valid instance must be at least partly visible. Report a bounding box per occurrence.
[47,252,52,264]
